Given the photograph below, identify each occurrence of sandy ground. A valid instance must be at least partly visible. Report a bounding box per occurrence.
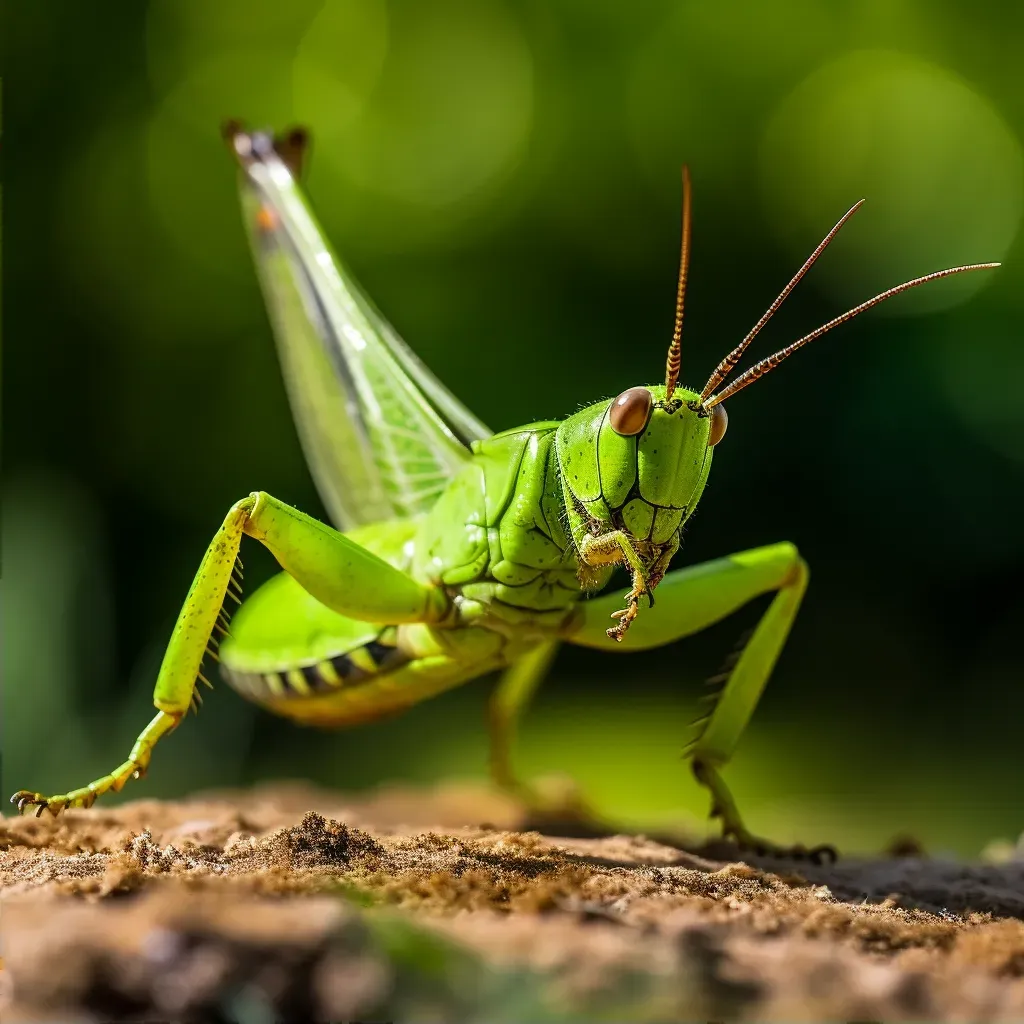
[3,780,1024,1022]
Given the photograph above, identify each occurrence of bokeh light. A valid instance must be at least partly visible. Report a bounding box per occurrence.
[304,0,533,250]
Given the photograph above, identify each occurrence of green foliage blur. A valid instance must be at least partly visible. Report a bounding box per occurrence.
[5,1,1024,855]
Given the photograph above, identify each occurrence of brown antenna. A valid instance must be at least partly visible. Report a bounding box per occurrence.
[703,263,1000,408]
[664,166,692,401]
[699,200,865,404]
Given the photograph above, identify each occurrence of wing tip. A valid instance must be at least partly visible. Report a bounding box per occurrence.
[221,119,311,180]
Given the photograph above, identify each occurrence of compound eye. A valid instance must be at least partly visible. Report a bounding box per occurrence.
[609,387,653,436]
[708,403,728,446]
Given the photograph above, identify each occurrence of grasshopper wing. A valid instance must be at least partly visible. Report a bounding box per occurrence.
[227,125,491,530]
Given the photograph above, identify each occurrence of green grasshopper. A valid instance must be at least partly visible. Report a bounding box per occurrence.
[12,123,998,859]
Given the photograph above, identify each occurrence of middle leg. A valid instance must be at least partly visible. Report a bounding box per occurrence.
[486,641,598,821]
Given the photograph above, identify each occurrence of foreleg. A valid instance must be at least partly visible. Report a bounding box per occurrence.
[562,542,833,859]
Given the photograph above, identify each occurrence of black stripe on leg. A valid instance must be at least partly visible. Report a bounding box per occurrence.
[330,652,373,684]
[364,640,409,672]
[301,663,339,694]
[330,653,354,679]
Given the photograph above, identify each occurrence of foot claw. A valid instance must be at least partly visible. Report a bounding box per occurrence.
[809,844,838,865]
[508,774,608,835]
[692,759,838,863]
[10,790,69,818]
[729,830,838,862]
[11,791,38,815]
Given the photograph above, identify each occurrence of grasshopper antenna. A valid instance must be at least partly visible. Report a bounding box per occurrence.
[664,166,692,402]
[703,262,1001,408]
[699,199,866,404]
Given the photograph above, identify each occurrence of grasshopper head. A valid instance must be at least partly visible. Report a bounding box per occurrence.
[555,385,726,553]
[555,168,997,613]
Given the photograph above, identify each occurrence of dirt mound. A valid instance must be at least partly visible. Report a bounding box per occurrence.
[3,781,1024,1021]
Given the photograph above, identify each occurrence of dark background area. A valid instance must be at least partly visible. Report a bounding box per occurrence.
[5,1,1024,855]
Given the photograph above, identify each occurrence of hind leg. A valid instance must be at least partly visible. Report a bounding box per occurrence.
[12,492,449,815]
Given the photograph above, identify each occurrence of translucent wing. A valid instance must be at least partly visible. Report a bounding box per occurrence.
[226,124,491,530]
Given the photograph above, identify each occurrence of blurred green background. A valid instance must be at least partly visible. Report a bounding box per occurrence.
[5,1,1024,856]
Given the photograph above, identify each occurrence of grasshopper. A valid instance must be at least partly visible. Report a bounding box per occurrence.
[12,123,998,859]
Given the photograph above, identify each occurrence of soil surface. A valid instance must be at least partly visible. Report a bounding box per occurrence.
[3,781,1024,1022]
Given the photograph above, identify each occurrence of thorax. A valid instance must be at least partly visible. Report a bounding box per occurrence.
[411,424,590,636]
